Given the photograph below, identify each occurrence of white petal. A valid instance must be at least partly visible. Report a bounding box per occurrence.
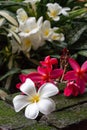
[20,78,36,96]
[38,98,55,115]
[13,95,29,112]
[25,103,39,119]
[37,16,43,26]
[38,83,59,98]
[53,16,60,21]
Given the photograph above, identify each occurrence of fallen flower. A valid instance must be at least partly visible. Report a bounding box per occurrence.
[13,78,59,119]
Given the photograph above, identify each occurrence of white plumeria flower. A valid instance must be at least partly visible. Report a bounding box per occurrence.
[13,78,59,119]
[60,7,70,16]
[19,16,43,38]
[29,32,44,50]
[41,20,53,40]
[20,37,32,52]
[51,33,65,41]
[23,0,40,11]
[46,3,62,21]
[17,8,28,25]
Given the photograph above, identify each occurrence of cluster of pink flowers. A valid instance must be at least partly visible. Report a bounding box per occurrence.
[16,54,87,97]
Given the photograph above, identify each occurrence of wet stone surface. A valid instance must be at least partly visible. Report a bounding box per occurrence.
[0,92,87,130]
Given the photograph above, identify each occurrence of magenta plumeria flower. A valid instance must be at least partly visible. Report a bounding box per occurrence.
[40,56,58,70]
[64,81,80,97]
[16,56,63,88]
[27,66,63,86]
[64,58,87,94]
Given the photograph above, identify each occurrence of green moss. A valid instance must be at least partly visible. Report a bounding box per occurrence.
[47,103,87,128]
[0,100,36,129]
[1,92,87,129]
[23,123,57,130]
[54,92,87,110]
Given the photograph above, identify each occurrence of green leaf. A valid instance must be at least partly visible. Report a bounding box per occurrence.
[68,25,87,45]
[0,10,18,26]
[78,50,87,57]
[0,68,21,81]
[0,18,5,26]
[8,29,21,44]
[0,89,8,100]
[21,69,36,74]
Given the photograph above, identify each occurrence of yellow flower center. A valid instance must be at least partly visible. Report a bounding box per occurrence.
[52,35,58,40]
[21,15,27,22]
[24,39,31,48]
[25,29,30,33]
[50,10,57,17]
[30,94,40,103]
[44,29,49,36]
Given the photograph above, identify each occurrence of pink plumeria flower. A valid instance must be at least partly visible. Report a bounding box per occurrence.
[64,81,80,97]
[40,55,58,70]
[64,58,87,94]
[26,65,63,87]
[17,56,63,88]
[13,78,59,119]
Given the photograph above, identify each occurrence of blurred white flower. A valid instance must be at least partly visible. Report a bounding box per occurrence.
[17,8,28,25]
[60,7,70,16]
[41,20,53,41]
[24,0,40,11]
[51,33,65,41]
[46,3,70,21]
[19,16,43,38]
[13,78,59,119]
[20,37,32,52]
[46,3,62,21]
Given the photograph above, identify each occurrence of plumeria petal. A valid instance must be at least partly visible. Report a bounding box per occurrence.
[27,72,42,82]
[64,70,76,81]
[64,81,80,97]
[61,7,70,16]
[68,58,80,71]
[37,66,51,75]
[25,103,39,119]
[64,87,72,96]
[20,78,36,96]
[38,83,59,98]
[76,78,85,94]
[50,69,63,79]
[13,95,29,112]
[81,61,87,72]
[38,98,55,115]
[83,73,87,82]
[19,74,27,82]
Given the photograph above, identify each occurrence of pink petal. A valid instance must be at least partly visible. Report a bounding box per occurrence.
[76,78,85,94]
[50,58,58,65]
[16,83,21,89]
[37,66,51,75]
[64,86,72,96]
[19,74,27,82]
[83,73,87,82]
[50,69,63,79]
[27,72,42,82]
[68,58,80,71]
[64,71,76,81]
[81,61,87,72]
